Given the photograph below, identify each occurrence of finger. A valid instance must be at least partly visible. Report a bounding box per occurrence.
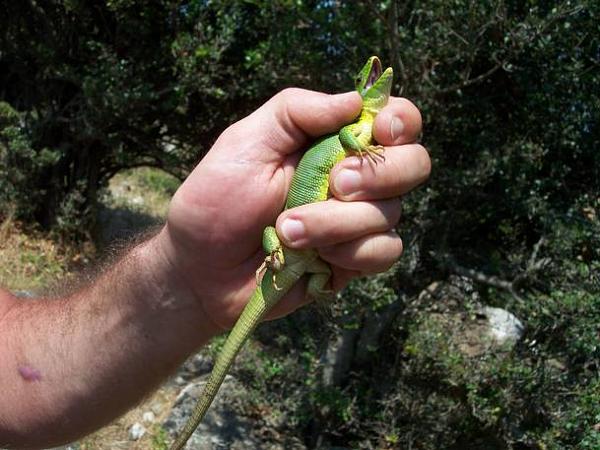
[373,97,423,146]
[318,231,403,274]
[330,143,431,201]
[276,198,401,249]
[329,266,362,292]
[242,89,362,155]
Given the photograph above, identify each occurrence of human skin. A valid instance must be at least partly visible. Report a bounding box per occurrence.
[0,89,429,448]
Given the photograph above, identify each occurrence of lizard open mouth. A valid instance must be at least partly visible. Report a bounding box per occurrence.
[365,57,383,89]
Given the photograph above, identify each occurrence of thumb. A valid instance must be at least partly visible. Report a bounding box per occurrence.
[246,88,362,155]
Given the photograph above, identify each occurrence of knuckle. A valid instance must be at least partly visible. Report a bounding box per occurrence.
[391,232,404,257]
[372,199,401,229]
[222,120,242,138]
[276,87,304,103]
[386,198,403,225]
[373,234,403,272]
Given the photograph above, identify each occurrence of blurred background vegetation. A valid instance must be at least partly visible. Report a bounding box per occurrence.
[0,1,598,449]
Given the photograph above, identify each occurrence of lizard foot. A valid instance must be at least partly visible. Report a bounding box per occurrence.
[360,144,385,165]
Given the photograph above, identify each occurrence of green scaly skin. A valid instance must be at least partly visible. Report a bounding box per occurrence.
[170,56,393,450]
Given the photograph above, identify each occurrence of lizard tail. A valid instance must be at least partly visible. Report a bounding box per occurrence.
[169,287,267,450]
[170,265,301,450]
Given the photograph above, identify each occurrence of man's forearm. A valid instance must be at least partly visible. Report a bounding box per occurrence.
[0,229,210,448]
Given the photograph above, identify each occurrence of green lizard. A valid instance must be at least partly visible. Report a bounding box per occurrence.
[170,56,393,450]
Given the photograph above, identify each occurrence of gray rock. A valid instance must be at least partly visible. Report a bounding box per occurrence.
[422,307,524,358]
[481,306,524,346]
[129,422,146,440]
[164,375,262,450]
[180,353,213,379]
[130,195,144,206]
[142,411,156,423]
[169,353,213,387]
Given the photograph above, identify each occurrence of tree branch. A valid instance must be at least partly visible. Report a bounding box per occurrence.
[436,253,524,302]
[452,262,523,300]
[437,235,551,303]
[436,62,503,95]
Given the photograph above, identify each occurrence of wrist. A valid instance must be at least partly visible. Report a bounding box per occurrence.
[148,225,222,340]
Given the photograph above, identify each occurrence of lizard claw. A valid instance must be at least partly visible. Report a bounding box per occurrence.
[365,145,385,165]
[355,145,385,166]
[272,273,283,291]
[255,261,267,285]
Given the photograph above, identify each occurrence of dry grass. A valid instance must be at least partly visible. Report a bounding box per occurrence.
[0,215,78,292]
[0,168,180,293]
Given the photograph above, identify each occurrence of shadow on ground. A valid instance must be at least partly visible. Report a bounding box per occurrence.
[96,204,163,247]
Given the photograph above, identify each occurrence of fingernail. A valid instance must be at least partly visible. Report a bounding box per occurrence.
[391,116,404,142]
[280,218,305,244]
[334,168,361,195]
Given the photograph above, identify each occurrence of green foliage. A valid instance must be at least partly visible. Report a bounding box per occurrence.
[0,102,59,220]
[134,168,181,197]
[313,385,355,423]
[151,426,169,450]
[1,1,205,231]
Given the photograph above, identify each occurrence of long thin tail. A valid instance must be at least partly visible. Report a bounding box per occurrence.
[170,264,302,450]
[169,288,267,449]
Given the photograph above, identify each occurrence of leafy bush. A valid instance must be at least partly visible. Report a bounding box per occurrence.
[1,102,42,219]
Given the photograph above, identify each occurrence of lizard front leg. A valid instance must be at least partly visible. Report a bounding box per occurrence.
[339,123,385,164]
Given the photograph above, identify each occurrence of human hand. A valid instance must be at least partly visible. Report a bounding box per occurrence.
[158,89,429,332]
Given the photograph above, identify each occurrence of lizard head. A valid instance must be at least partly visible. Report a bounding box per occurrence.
[355,56,393,111]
